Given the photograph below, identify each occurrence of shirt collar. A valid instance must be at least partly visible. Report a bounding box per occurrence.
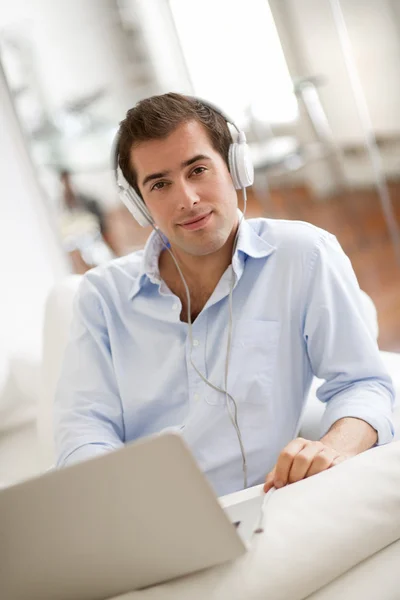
[129,215,276,299]
[234,214,276,259]
[129,229,165,299]
[230,215,276,282]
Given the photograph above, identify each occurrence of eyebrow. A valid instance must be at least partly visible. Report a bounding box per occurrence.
[141,154,211,188]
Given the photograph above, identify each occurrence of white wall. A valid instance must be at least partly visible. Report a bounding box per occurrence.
[30,0,140,120]
[273,0,400,146]
[0,0,166,210]
[268,0,400,191]
[126,0,193,97]
[0,63,69,411]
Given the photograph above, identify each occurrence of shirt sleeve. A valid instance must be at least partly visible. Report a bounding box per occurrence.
[302,232,395,444]
[54,275,125,467]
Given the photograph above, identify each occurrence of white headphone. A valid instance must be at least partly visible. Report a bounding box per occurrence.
[113,97,254,227]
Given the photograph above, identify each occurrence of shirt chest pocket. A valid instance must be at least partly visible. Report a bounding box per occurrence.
[205,319,280,406]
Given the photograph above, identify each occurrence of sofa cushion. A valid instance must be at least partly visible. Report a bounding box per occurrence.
[305,538,400,600]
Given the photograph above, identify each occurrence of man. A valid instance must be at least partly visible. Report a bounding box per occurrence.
[54,93,394,497]
[58,169,118,267]
[59,169,108,238]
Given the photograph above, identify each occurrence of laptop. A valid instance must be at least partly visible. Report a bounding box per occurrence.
[0,432,267,600]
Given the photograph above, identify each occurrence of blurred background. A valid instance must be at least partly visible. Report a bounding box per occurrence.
[0,0,400,483]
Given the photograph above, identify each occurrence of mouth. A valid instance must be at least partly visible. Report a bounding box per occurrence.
[178,211,212,231]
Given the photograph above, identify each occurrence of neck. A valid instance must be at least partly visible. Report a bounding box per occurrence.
[158,222,239,321]
[163,224,238,286]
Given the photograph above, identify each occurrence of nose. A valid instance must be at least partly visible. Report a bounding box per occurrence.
[177,180,200,211]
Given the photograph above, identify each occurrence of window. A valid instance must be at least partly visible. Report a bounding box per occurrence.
[169,0,298,127]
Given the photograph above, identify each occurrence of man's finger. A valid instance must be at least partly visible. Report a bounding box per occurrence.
[305,447,339,478]
[263,467,276,493]
[331,455,346,467]
[274,438,308,487]
[287,442,324,483]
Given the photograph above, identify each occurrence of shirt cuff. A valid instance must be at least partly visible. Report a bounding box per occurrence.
[320,391,395,446]
[57,441,119,468]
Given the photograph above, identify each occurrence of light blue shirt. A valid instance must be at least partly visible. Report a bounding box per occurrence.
[54,217,394,496]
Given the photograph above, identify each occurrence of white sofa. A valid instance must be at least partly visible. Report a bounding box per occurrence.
[0,344,41,433]
[39,276,400,599]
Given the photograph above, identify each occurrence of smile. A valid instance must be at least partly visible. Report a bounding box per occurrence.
[179,212,212,231]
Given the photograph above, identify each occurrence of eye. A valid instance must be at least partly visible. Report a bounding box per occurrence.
[151,181,168,192]
[191,166,207,176]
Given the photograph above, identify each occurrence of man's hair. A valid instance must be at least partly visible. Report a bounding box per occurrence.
[117,93,233,196]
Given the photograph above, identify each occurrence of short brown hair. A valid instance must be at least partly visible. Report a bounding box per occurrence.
[117,93,233,196]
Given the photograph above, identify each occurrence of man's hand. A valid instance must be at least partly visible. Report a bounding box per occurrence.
[263,437,347,493]
[264,418,378,493]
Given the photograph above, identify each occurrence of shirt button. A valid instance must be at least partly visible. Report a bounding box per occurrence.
[193,339,200,347]
[172,303,178,310]
[194,393,200,401]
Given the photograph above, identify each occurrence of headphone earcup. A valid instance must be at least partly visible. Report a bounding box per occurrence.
[119,188,154,228]
[228,141,254,190]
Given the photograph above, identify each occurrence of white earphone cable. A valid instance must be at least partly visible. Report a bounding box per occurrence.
[151,188,248,489]
[114,97,252,489]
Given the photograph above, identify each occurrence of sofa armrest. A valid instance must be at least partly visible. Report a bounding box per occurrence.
[111,441,400,600]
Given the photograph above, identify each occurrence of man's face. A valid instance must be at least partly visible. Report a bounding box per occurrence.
[130,120,239,257]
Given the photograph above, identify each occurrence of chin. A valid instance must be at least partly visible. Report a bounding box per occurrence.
[169,211,237,256]
[180,232,230,257]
